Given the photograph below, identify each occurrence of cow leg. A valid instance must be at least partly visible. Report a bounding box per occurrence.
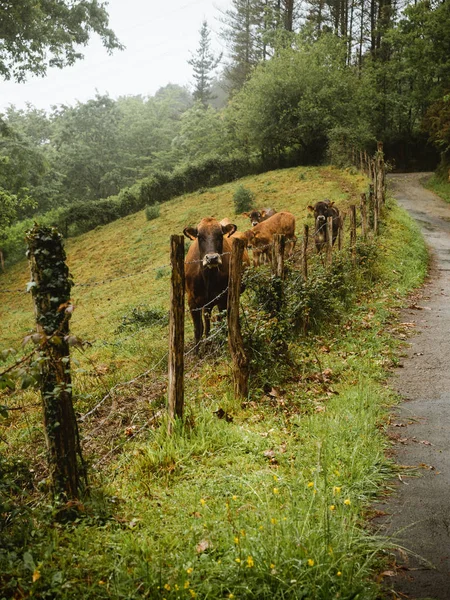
[190,306,203,349]
[204,307,212,339]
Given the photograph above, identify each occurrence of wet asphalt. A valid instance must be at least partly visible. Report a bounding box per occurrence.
[378,173,450,600]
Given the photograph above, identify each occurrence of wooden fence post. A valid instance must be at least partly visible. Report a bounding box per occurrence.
[376,141,386,206]
[26,224,85,501]
[271,233,285,279]
[326,216,333,267]
[360,193,368,239]
[302,224,309,280]
[227,238,249,400]
[349,205,357,264]
[338,215,344,251]
[168,235,185,432]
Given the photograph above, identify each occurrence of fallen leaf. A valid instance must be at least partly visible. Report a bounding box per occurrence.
[196,539,210,554]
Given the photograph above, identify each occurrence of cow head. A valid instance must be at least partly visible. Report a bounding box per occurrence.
[308,200,335,232]
[243,210,267,227]
[183,217,237,269]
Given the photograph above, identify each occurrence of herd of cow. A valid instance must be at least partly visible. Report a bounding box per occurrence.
[183,200,342,346]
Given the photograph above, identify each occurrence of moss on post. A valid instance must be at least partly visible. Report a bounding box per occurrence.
[26,224,86,502]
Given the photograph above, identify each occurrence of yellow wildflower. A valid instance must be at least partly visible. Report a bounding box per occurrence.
[186,567,193,574]
[344,498,351,506]
[273,487,279,494]
[240,529,246,537]
[232,495,238,501]
[337,571,342,577]
[335,470,340,476]
[235,558,241,563]
[307,559,314,567]
[247,556,254,568]
[200,498,206,506]
[164,583,171,591]
[270,563,275,569]
[190,590,197,598]
[259,525,264,531]
[184,581,190,589]
[307,481,314,488]
[229,594,235,599]
[333,486,341,495]
[329,505,336,511]
[273,475,278,481]
[271,518,277,525]
[234,537,239,544]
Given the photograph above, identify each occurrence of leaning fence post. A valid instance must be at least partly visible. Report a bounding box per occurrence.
[302,224,309,280]
[227,238,249,400]
[349,205,357,264]
[26,224,85,501]
[168,235,185,432]
[360,193,368,239]
[326,216,333,267]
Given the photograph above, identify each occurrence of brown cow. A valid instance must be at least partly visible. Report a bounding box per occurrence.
[244,211,296,267]
[220,218,250,247]
[184,217,249,347]
[307,200,341,253]
[243,208,277,227]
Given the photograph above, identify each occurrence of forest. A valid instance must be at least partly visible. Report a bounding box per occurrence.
[1,0,449,264]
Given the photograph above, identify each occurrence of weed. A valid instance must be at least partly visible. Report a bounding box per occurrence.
[116,305,168,333]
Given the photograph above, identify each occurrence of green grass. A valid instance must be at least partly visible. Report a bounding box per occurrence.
[0,168,428,599]
[423,173,450,203]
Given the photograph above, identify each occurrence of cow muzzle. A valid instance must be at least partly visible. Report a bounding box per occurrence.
[251,221,259,227]
[203,253,222,268]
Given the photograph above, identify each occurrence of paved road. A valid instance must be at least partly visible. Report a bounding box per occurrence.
[381,173,450,599]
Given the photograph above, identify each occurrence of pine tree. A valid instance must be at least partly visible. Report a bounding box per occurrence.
[188,21,222,107]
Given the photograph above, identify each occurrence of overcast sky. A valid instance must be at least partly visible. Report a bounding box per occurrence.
[0,0,230,112]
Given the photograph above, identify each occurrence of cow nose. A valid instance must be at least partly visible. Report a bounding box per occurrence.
[203,253,222,268]
[252,221,258,227]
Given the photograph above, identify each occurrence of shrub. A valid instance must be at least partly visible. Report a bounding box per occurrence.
[233,185,255,214]
[116,305,168,333]
[145,204,160,221]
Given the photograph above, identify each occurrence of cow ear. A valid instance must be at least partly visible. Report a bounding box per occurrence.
[242,212,250,218]
[328,201,335,207]
[307,205,314,212]
[183,227,198,240]
[222,223,237,237]
[260,210,266,218]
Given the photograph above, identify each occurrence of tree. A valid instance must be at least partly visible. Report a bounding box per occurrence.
[188,21,222,106]
[0,0,122,82]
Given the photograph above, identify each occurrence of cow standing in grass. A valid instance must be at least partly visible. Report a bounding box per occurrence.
[308,200,341,253]
[184,217,249,348]
[244,211,296,267]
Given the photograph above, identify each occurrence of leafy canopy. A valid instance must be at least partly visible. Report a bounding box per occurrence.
[0,0,123,82]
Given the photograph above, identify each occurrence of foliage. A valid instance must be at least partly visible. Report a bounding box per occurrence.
[228,34,364,161]
[0,0,122,82]
[188,20,222,106]
[116,305,169,333]
[233,184,255,214]
[145,204,161,221]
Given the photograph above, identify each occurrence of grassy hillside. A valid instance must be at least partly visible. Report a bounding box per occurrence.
[0,166,428,600]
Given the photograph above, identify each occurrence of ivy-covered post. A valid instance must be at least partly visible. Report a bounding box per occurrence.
[376,141,386,206]
[26,224,85,501]
[338,216,344,251]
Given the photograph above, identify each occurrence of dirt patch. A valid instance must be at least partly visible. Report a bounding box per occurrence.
[377,174,450,599]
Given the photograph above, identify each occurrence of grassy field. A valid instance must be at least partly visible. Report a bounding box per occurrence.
[0,166,428,599]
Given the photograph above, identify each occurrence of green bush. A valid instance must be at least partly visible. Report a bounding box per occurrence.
[116,305,169,333]
[145,204,160,221]
[233,185,255,214]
